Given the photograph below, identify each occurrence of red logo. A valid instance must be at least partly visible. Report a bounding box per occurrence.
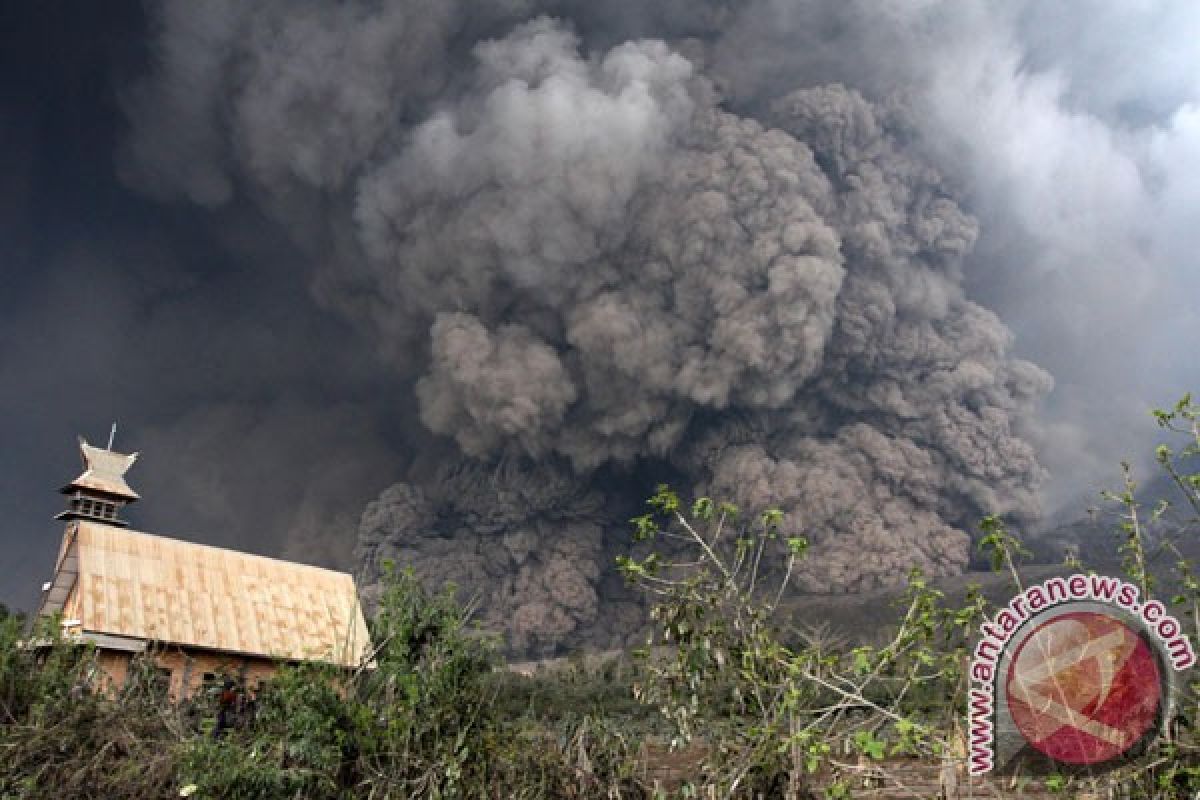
[1005,611,1162,765]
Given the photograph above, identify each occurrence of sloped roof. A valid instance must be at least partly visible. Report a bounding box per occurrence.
[63,438,140,500]
[43,521,371,668]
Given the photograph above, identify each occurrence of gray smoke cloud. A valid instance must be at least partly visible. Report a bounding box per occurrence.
[116,0,1199,652]
[355,458,645,656]
[699,0,1200,511]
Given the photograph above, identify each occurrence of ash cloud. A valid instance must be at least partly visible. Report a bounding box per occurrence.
[115,2,1052,652]
[355,458,637,656]
[96,0,1200,652]
[699,1,1200,512]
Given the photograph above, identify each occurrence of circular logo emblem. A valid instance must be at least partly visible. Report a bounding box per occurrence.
[1005,611,1162,765]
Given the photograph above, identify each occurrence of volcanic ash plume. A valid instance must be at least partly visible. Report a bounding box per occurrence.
[355,458,647,656]
[121,6,1050,654]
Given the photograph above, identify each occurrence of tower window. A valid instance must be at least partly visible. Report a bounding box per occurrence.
[72,497,118,519]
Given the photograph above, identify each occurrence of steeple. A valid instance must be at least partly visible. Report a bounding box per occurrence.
[56,435,139,527]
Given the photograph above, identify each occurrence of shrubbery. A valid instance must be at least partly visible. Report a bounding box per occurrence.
[0,616,180,798]
[0,568,645,799]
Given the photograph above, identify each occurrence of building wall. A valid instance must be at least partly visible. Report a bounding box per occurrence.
[89,646,281,701]
[94,650,131,693]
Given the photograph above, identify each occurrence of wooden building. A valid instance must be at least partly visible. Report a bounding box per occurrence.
[37,437,372,700]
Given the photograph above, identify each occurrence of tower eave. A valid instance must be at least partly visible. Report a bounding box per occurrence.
[55,510,131,527]
[59,480,140,502]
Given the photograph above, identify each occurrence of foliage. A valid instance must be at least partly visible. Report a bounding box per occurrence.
[0,568,643,799]
[172,564,649,799]
[1080,394,1200,798]
[619,485,986,798]
[615,394,1200,798]
[0,620,179,798]
[488,653,659,733]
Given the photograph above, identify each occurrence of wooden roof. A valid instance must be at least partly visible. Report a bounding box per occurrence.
[42,521,371,668]
[63,438,140,500]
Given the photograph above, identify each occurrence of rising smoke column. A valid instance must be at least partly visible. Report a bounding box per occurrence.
[121,3,1050,653]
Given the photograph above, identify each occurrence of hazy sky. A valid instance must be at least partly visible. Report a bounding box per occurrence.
[0,3,411,611]
[4,1,1199,612]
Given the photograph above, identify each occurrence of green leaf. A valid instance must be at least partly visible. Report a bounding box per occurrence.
[630,514,659,541]
[853,731,886,760]
[648,485,680,514]
[759,508,784,530]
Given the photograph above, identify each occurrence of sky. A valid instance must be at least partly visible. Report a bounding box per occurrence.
[3,1,1199,615]
[0,2,411,611]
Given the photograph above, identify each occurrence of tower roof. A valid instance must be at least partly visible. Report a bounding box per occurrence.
[61,437,140,501]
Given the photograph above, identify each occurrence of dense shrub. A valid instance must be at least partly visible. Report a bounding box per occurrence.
[0,567,643,799]
[0,620,179,798]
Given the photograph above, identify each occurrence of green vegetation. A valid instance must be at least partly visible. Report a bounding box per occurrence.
[2,394,1199,798]
[610,394,1200,798]
[0,568,649,800]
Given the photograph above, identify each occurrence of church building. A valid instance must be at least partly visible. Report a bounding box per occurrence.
[37,437,372,700]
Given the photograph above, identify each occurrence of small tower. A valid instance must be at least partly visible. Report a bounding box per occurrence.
[56,436,139,527]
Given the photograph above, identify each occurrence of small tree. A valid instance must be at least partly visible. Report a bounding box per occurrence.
[620,486,985,798]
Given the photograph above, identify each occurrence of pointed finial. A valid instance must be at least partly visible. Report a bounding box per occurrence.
[107,422,117,451]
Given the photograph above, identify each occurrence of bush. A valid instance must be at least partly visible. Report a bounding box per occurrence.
[1,566,646,799]
[0,618,179,799]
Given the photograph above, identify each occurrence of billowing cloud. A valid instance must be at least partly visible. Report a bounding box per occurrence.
[107,0,1200,653]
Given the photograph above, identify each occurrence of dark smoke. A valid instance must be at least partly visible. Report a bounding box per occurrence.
[355,458,643,655]
[115,0,1198,654]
